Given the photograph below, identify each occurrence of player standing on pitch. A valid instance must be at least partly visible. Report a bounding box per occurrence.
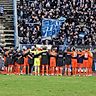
[41,47,49,76]
[49,48,57,76]
[56,50,64,76]
[64,48,72,76]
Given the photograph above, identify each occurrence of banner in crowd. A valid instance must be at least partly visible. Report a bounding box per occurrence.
[0,5,4,14]
[19,44,52,50]
[42,17,66,37]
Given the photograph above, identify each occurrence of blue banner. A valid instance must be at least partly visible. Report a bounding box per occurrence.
[0,5,4,14]
[42,17,66,37]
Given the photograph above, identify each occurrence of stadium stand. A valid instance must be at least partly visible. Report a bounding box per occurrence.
[0,0,14,49]
[0,0,95,50]
[17,0,96,47]
[0,0,96,76]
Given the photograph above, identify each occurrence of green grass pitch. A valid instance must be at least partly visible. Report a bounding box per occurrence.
[0,75,96,96]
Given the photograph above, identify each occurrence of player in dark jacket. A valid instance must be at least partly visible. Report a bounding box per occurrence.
[7,48,15,74]
[28,51,34,75]
[56,50,64,76]
[77,50,84,76]
[64,48,72,76]
[40,47,49,76]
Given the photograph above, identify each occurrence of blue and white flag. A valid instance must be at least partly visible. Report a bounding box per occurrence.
[42,17,66,37]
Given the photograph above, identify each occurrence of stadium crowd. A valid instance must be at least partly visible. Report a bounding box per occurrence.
[17,0,96,45]
[0,46,93,76]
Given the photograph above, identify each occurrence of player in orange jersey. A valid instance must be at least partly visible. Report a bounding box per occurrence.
[23,48,30,74]
[49,49,57,76]
[88,48,93,76]
[83,49,89,76]
[71,48,78,76]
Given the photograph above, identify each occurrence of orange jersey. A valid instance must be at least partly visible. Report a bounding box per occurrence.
[23,50,29,66]
[83,50,89,68]
[72,51,77,58]
[24,57,29,66]
[88,51,93,67]
[50,57,56,67]
[70,51,78,68]
[50,51,57,67]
